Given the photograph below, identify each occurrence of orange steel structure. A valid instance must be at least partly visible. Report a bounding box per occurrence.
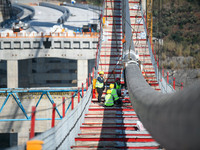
[146,0,153,47]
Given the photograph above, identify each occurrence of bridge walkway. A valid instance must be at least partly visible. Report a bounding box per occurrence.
[71,96,160,149]
[129,0,160,91]
[71,0,160,149]
[72,96,159,150]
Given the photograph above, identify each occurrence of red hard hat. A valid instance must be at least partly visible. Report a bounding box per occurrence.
[116,78,120,81]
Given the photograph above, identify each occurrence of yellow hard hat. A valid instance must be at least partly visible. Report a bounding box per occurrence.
[110,84,114,89]
[107,89,111,94]
[99,71,104,75]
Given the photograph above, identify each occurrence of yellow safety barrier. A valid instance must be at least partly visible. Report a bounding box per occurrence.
[26,140,44,150]
[103,17,106,26]
[92,79,98,98]
[93,79,97,89]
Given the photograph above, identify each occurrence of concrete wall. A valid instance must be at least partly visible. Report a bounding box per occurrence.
[0,58,95,88]
[0,37,98,60]
[0,37,97,88]
[7,60,18,88]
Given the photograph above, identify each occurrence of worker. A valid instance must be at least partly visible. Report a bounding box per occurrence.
[110,84,120,105]
[114,78,122,97]
[95,71,105,103]
[104,89,114,107]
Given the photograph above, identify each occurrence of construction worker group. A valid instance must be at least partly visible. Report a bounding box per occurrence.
[95,71,122,107]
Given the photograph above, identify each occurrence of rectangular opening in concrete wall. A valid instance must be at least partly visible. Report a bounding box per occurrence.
[3,41,11,49]
[69,60,76,63]
[54,41,61,49]
[92,41,98,49]
[33,41,40,49]
[0,60,7,88]
[43,39,51,49]
[82,41,90,49]
[73,41,80,49]
[32,69,37,73]
[18,58,77,88]
[0,133,18,149]
[23,41,30,49]
[46,80,62,84]
[32,58,37,63]
[47,69,62,73]
[48,59,61,63]
[69,69,76,73]
[64,41,70,49]
[13,41,21,49]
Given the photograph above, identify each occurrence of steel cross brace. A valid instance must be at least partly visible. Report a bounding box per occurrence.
[12,93,29,119]
[0,93,29,119]
[0,93,11,113]
[46,92,62,118]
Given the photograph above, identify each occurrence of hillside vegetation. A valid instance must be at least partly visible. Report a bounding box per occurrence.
[153,0,200,69]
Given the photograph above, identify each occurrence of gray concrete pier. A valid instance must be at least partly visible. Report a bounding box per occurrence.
[7,60,18,88]
[77,59,88,87]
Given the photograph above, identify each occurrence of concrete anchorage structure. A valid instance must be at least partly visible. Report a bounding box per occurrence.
[0,36,98,88]
[0,0,100,148]
[0,0,100,88]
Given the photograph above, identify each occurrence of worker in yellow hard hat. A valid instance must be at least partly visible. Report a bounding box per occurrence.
[104,89,114,107]
[95,71,105,103]
[110,83,120,105]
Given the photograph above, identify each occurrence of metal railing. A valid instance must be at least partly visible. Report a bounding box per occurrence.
[0,31,99,38]
[4,81,93,150]
[139,3,174,93]
[0,87,80,122]
[124,0,200,149]
[94,0,105,78]
[33,85,92,150]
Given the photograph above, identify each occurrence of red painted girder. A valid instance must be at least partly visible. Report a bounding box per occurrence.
[71,146,159,149]
[80,126,137,130]
[75,137,155,142]
[85,114,137,116]
[82,123,137,126]
[88,108,134,111]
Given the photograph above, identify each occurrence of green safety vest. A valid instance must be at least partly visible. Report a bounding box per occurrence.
[111,88,119,101]
[95,76,104,88]
[115,82,121,89]
[104,94,114,106]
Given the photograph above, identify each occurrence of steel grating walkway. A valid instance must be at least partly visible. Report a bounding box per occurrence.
[71,0,161,149]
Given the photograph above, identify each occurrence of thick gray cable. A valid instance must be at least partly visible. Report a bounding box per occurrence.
[126,62,200,150]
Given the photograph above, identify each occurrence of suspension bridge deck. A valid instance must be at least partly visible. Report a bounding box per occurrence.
[71,95,160,149]
[72,0,160,149]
